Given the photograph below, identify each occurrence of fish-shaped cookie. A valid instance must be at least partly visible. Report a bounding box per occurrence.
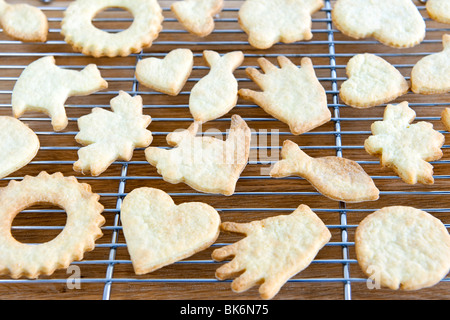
[270,140,379,202]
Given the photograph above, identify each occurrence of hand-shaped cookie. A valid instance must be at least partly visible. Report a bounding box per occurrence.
[12,56,108,131]
[145,115,250,196]
[364,102,445,185]
[171,0,223,37]
[411,34,450,95]
[189,50,244,123]
[332,0,426,48]
[212,204,331,300]
[74,91,153,176]
[239,56,330,135]
[239,0,324,49]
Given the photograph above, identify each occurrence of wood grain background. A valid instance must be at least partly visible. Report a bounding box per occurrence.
[0,0,448,300]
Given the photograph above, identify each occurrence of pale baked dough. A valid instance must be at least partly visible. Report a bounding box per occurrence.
[121,187,220,275]
[171,0,223,37]
[427,0,450,24]
[74,91,153,176]
[340,53,409,108]
[136,49,194,96]
[270,140,379,203]
[212,204,331,300]
[238,0,324,49]
[0,0,48,42]
[0,172,105,279]
[355,206,450,290]
[239,56,331,135]
[411,34,450,94]
[145,115,251,196]
[11,56,108,131]
[332,0,426,48]
[364,102,445,185]
[61,0,163,57]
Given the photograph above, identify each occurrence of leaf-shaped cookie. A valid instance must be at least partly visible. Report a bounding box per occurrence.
[74,91,153,176]
[145,115,251,196]
[270,140,379,203]
[0,0,48,42]
[11,56,108,131]
[411,34,450,95]
[136,48,194,96]
[189,50,244,123]
[238,0,324,49]
[340,54,409,108]
[212,204,331,300]
[427,0,450,24]
[121,187,221,275]
[332,0,426,48]
[364,102,445,185]
[171,0,223,37]
[239,56,331,135]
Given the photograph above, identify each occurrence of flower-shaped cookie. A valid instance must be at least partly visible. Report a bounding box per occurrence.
[364,102,445,185]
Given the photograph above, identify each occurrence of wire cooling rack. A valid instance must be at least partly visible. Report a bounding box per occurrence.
[0,0,449,300]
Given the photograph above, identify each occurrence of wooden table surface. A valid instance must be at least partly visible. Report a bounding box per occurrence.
[0,0,449,300]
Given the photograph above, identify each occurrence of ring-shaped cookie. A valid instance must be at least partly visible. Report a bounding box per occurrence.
[61,0,163,58]
[0,172,105,279]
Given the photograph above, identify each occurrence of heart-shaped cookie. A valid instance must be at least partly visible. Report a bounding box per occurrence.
[332,0,426,48]
[339,53,409,108]
[135,48,194,96]
[120,187,221,275]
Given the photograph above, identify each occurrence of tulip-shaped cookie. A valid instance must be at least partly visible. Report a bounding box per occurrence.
[239,56,331,135]
[145,115,251,196]
[212,204,331,300]
[270,140,379,202]
[74,91,153,176]
[189,50,244,122]
[332,0,426,48]
[0,0,48,42]
[121,187,221,275]
[239,0,324,49]
[411,34,450,95]
[340,54,409,108]
[427,0,450,24]
[365,102,445,185]
[171,0,223,37]
[136,48,194,96]
[12,56,108,131]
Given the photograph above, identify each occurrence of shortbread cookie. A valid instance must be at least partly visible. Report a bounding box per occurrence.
[61,0,163,58]
[441,108,450,131]
[145,115,251,196]
[270,140,379,203]
[0,0,48,42]
[12,56,108,131]
[332,0,426,48]
[411,34,450,94]
[74,91,153,176]
[238,0,324,50]
[121,187,220,275]
[189,50,244,123]
[239,56,331,135]
[171,0,223,37]
[136,49,194,96]
[340,53,409,108]
[355,206,450,290]
[212,204,331,300]
[427,0,450,24]
[0,171,105,279]
[0,116,39,179]
[364,102,445,185]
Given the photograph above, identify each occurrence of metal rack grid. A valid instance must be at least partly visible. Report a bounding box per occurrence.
[0,0,449,300]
